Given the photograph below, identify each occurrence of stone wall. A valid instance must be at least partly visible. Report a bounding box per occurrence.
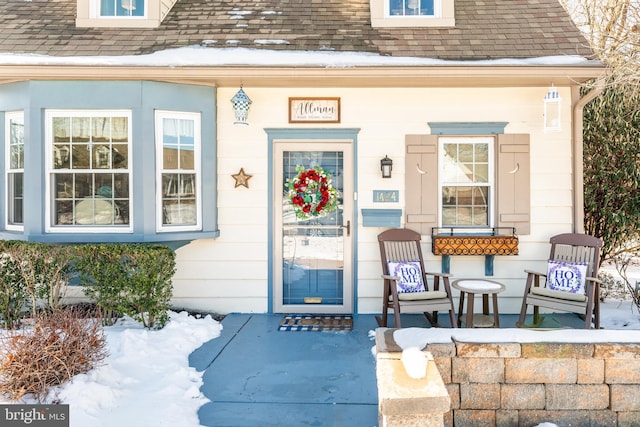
[376,329,640,427]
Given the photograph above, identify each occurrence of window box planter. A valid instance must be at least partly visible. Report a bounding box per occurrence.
[431,228,518,275]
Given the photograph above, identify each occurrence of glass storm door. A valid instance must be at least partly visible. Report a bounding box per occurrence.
[274,142,353,314]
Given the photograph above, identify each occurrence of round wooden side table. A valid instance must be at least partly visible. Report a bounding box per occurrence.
[452,279,506,328]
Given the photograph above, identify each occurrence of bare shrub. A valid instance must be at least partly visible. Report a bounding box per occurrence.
[0,308,108,401]
[598,270,628,301]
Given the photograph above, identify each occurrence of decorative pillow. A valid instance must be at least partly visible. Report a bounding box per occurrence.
[387,261,425,293]
[546,260,588,295]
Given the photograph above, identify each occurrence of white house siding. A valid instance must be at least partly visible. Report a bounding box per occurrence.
[171,85,575,315]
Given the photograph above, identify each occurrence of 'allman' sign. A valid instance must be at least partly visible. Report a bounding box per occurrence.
[289,97,340,123]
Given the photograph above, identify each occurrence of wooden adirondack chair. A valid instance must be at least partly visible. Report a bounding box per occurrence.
[376,228,457,328]
[517,233,603,329]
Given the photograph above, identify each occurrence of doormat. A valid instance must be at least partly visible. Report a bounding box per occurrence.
[278,315,353,332]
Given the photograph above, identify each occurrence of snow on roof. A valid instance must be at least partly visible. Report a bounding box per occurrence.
[0,46,599,68]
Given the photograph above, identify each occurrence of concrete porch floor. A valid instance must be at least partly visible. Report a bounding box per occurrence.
[188,312,586,427]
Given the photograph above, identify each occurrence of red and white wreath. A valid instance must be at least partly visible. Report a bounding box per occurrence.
[286,165,339,220]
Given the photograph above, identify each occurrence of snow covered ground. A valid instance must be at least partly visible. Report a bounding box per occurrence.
[0,299,638,427]
[0,311,222,427]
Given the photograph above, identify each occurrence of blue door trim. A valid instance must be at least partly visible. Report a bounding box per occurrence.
[265,128,360,314]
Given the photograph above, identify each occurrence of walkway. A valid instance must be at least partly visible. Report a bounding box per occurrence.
[189,312,584,427]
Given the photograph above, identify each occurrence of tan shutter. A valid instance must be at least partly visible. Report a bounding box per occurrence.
[405,135,438,235]
[497,134,530,235]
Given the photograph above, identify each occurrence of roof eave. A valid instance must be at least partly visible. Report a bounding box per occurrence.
[0,64,606,88]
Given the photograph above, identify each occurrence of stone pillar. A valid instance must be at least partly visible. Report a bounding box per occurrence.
[376,329,451,427]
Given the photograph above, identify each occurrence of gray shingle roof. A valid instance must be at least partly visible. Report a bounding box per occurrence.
[0,0,593,60]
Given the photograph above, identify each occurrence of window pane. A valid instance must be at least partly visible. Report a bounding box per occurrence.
[72,144,90,169]
[113,173,129,198]
[112,144,128,168]
[112,117,128,142]
[162,173,197,225]
[163,148,178,169]
[456,207,472,225]
[9,118,24,169]
[456,187,473,205]
[55,200,74,225]
[74,173,93,198]
[72,118,90,142]
[181,149,194,170]
[458,144,473,162]
[53,117,70,143]
[92,145,111,169]
[473,207,488,226]
[475,164,489,183]
[9,142,24,169]
[442,207,456,225]
[475,144,488,162]
[100,0,115,16]
[442,186,456,206]
[8,173,23,225]
[92,117,110,142]
[54,144,71,169]
[54,174,73,198]
[472,187,489,205]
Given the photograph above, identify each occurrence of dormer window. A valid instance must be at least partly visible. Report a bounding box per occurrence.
[389,0,435,17]
[76,0,176,28]
[370,0,454,27]
[100,0,145,17]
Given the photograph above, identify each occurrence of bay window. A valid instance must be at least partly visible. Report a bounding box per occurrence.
[1,80,217,243]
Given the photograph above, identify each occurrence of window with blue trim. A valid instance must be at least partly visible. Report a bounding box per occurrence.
[155,111,201,232]
[0,80,218,243]
[439,136,494,228]
[5,111,24,230]
[46,110,132,232]
[100,0,145,17]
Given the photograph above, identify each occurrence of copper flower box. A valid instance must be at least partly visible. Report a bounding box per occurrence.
[432,229,519,256]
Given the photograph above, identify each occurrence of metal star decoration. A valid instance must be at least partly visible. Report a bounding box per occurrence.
[232,168,252,188]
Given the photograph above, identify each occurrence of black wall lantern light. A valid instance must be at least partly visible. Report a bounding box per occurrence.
[380,155,393,178]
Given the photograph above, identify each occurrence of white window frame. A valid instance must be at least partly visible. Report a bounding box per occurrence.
[44,110,133,233]
[94,0,147,18]
[154,110,202,233]
[438,136,495,230]
[370,0,454,27]
[76,0,166,28]
[385,0,440,18]
[5,111,24,231]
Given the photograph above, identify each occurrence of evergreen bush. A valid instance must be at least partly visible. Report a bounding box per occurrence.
[74,243,176,329]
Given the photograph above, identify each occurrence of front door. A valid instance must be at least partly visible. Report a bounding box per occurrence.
[274,141,353,314]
